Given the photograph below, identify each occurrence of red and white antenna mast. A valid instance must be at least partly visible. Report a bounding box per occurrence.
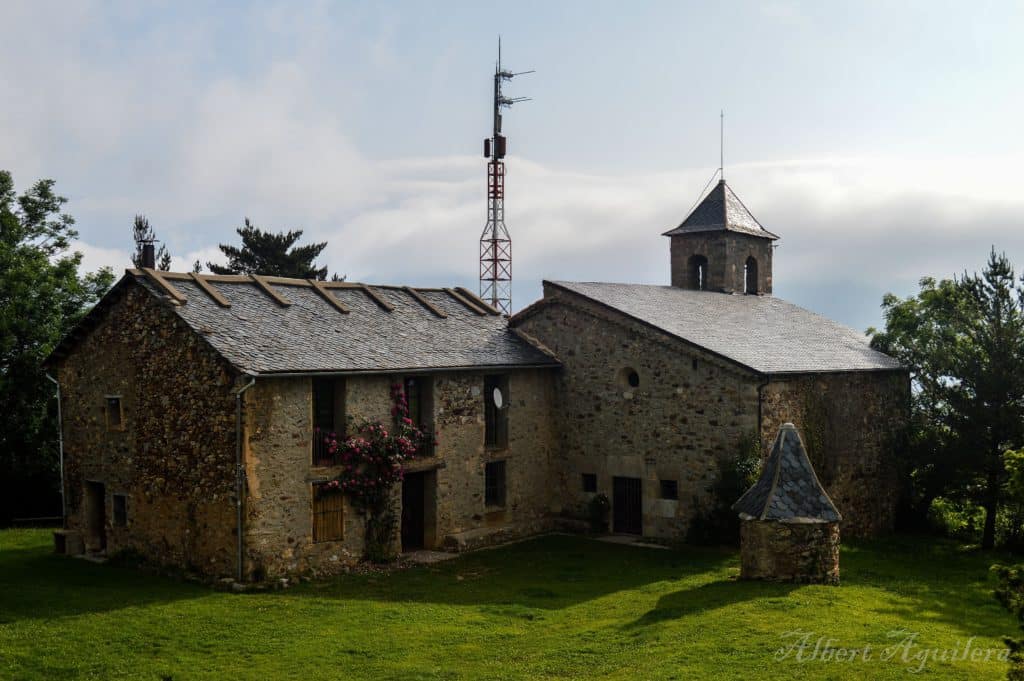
[480,38,532,315]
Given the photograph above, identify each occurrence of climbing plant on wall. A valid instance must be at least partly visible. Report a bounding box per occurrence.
[318,383,434,562]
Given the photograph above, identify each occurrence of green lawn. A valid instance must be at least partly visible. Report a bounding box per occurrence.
[0,529,1018,680]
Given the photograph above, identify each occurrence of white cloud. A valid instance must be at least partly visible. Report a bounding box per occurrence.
[74,241,132,275]
[5,2,1024,334]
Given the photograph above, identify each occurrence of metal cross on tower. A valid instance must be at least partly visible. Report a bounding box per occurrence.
[479,39,532,315]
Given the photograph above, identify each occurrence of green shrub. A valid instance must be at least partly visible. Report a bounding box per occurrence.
[992,563,1024,680]
[928,497,985,542]
[686,433,761,547]
[588,493,610,533]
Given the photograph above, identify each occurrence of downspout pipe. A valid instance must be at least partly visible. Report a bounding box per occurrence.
[45,373,66,529]
[235,375,256,582]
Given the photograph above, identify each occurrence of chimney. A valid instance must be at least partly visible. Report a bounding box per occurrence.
[141,243,156,269]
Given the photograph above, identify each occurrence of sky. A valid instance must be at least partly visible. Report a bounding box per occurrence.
[3,0,1024,332]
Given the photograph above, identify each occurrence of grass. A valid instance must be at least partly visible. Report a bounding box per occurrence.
[0,529,1019,680]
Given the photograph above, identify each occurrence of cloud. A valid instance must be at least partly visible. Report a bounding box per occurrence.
[5,3,1024,335]
[74,241,132,275]
[67,152,1024,333]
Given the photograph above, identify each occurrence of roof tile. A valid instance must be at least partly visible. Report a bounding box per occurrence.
[545,280,902,374]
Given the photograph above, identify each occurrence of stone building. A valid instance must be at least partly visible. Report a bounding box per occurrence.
[733,423,842,584]
[47,178,908,580]
[47,274,559,579]
[512,179,907,540]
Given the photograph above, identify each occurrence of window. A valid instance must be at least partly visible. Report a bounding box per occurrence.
[312,378,345,465]
[582,473,597,493]
[403,376,434,456]
[618,367,640,389]
[485,460,507,507]
[484,375,509,449]
[744,256,758,294]
[105,396,124,431]
[660,479,679,500]
[312,484,344,542]
[112,494,128,526]
[692,358,699,371]
[689,254,709,291]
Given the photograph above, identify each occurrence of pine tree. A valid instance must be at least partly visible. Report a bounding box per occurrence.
[207,218,331,279]
[130,215,170,271]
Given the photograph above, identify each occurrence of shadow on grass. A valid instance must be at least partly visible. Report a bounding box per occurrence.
[625,535,1019,639]
[628,578,798,627]
[286,534,738,611]
[0,544,206,625]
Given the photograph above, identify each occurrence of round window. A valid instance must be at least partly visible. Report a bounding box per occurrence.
[618,367,640,389]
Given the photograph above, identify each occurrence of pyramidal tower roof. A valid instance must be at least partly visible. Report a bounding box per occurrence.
[663,179,779,240]
[732,423,841,523]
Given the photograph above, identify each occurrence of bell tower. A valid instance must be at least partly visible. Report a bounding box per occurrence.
[663,179,778,294]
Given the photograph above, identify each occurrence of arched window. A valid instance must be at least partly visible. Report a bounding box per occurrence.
[744,256,758,294]
[688,255,709,291]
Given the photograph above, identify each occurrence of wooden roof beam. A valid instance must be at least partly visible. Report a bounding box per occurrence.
[309,279,350,314]
[454,287,502,315]
[251,275,292,307]
[142,268,187,305]
[189,273,231,307]
[403,287,447,318]
[361,285,395,312]
[444,288,488,315]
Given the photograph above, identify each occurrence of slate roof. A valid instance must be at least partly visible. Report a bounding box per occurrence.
[732,423,841,523]
[538,281,902,375]
[662,180,779,240]
[52,271,559,375]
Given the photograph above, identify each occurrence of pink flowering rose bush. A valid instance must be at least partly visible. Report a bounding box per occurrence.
[317,383,436,561]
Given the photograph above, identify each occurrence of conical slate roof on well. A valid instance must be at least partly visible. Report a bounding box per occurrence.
[662,179,779,240]
[732,423,841,523]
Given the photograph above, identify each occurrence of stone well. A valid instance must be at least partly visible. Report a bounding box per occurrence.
[732,423,841,585]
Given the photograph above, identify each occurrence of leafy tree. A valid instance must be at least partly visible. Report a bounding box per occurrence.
[207,218,330,279]
[871,250,1024,549]
[130,215,170,271]
[0,170,114,524]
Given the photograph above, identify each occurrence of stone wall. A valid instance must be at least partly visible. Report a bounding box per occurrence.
[739,520,840,584]
[242,369,556,578]
[760,371,909,537]
[513,286,761,539]
[56,282,239,575]
[670,232,773,294]
[515,284,908,541]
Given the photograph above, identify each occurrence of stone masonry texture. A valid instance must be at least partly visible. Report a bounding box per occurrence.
[513,283,909,540]
[242,370,556,578]
[55,271,907,579]
[670,232,774,294]
[739,519,841,584]
[55,285,239,575]
[513,285,761,539]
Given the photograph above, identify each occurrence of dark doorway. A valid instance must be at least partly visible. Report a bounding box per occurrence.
[401,472,426,551]
[84,481,107,552]
[612,476,643,535]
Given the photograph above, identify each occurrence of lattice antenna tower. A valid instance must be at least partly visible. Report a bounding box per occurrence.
[480,37,532,315]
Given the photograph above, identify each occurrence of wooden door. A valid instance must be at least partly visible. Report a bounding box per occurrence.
[401,472,426,551]
[612,476,642,535]
[85,481,107,551]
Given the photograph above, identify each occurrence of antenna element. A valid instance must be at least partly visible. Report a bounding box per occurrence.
[720,109,725,182]
[479,38,532,315]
